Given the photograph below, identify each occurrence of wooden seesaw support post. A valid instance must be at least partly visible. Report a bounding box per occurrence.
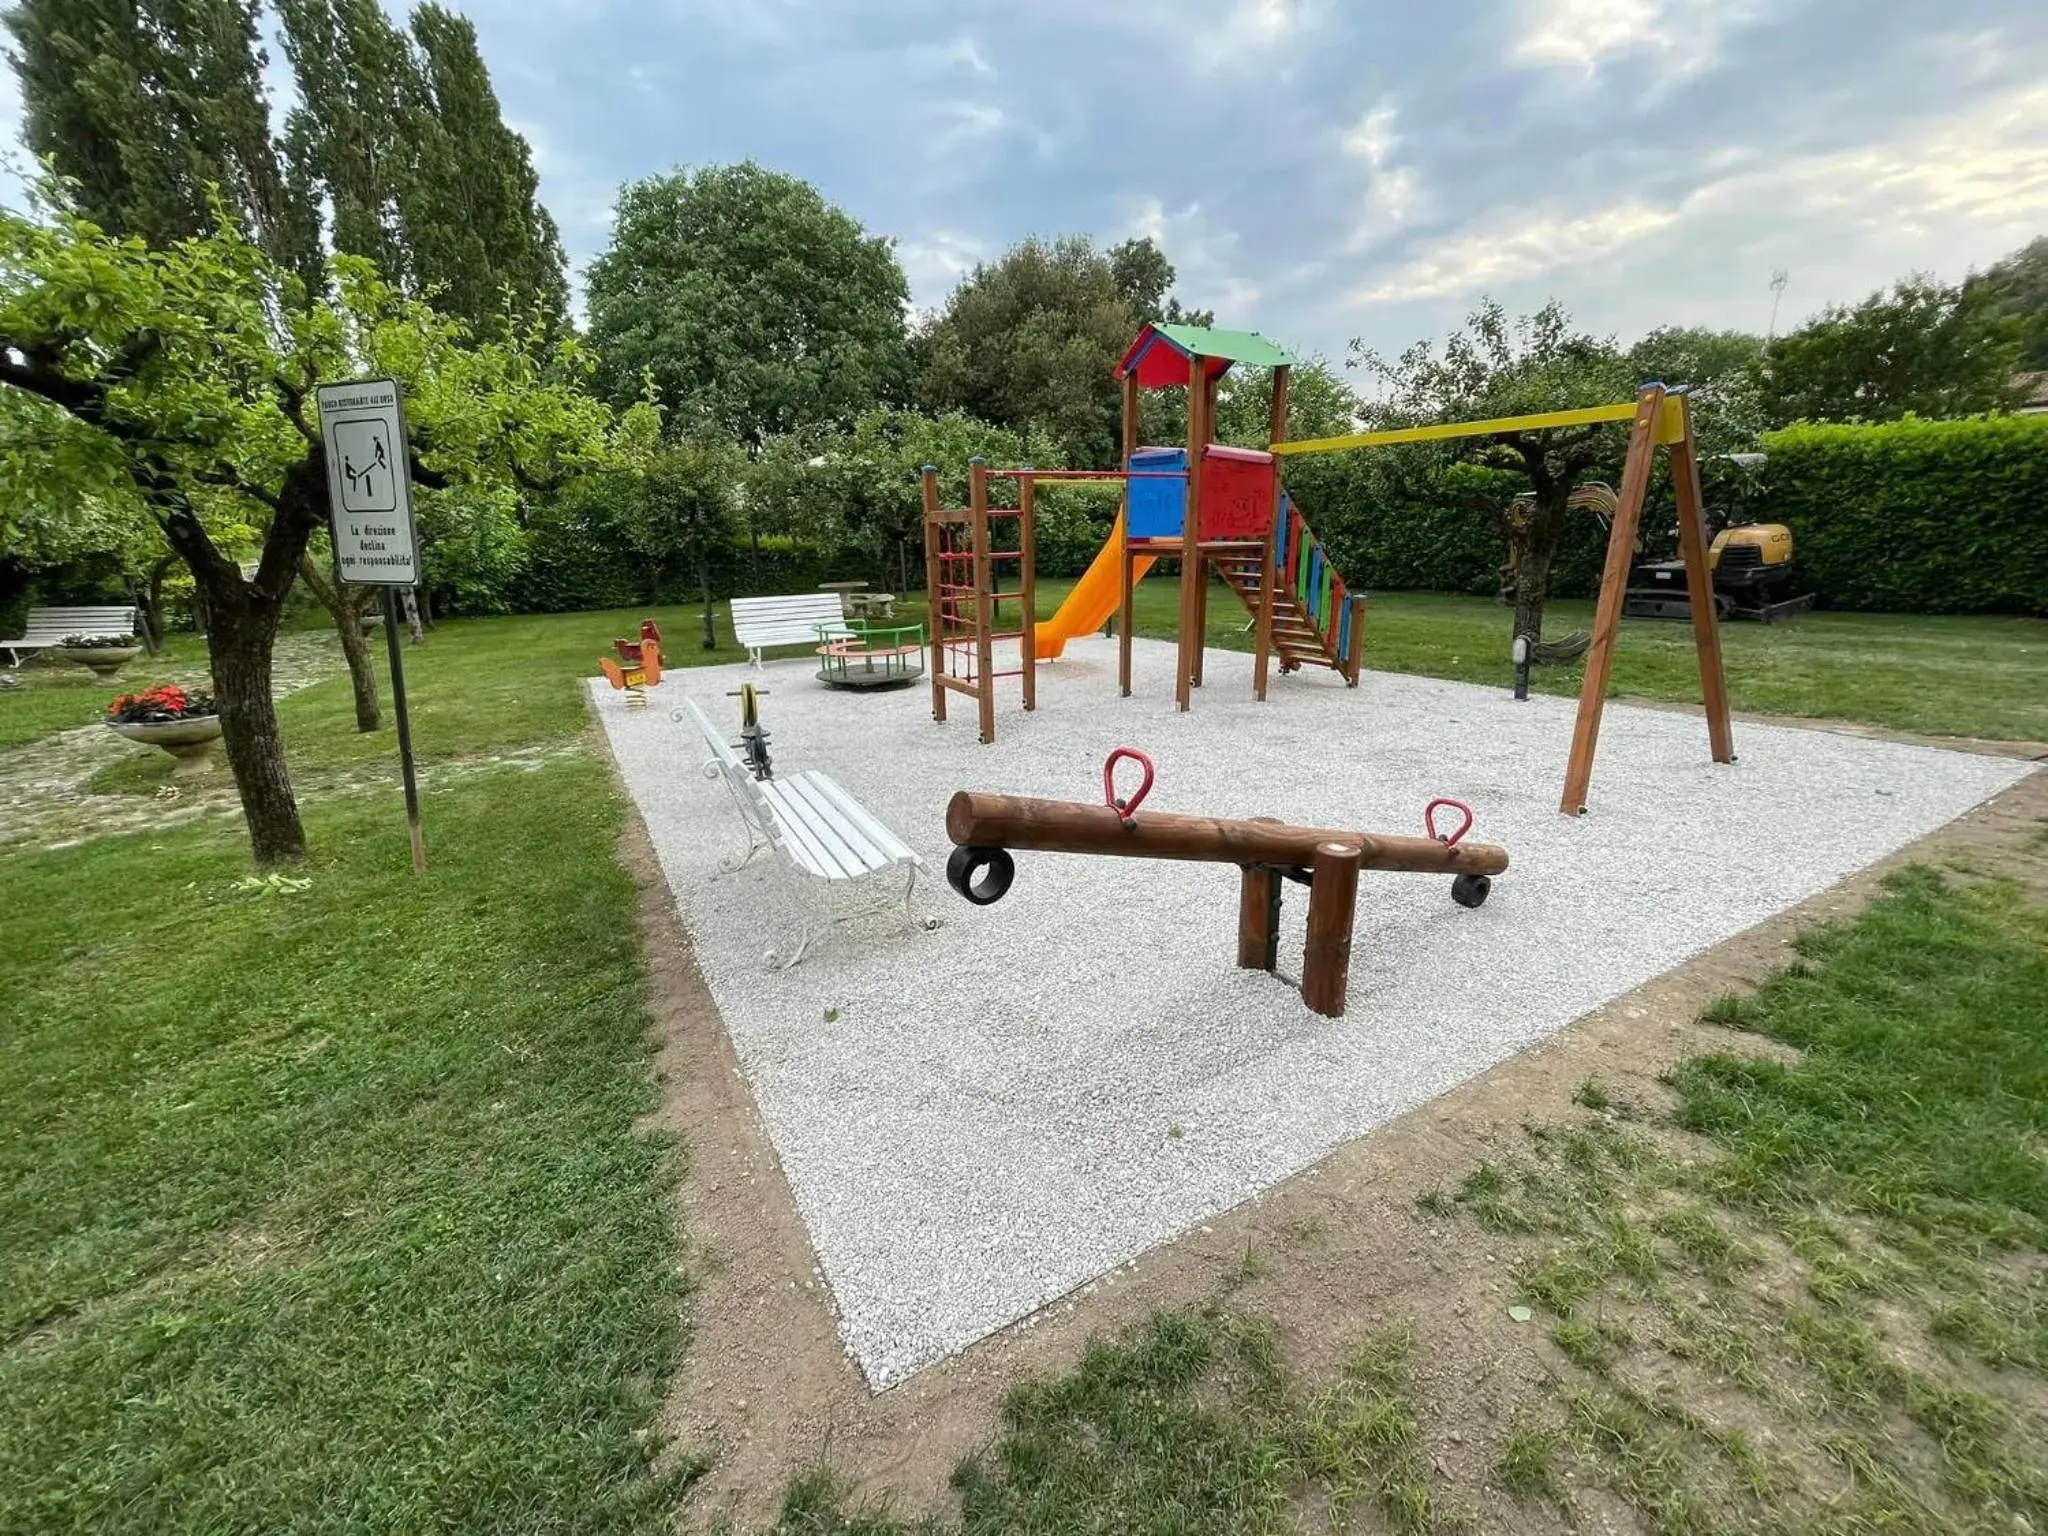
[943,752,1509,1019]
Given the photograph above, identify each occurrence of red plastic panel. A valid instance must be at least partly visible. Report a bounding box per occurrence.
[1197,446,1276,541]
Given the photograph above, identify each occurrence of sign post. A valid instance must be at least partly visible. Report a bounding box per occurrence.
[316,377,426,873]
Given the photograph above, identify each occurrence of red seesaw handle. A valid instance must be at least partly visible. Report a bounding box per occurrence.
[1425,797,1473,848]
[1103,747,1155,827]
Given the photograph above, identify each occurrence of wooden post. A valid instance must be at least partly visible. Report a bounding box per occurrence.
[969,456,996,744]
[1118,370,1139,698]
[1559,386,1665,815]
[922,465,946,723]
[1254,365,1290,702]
[1345,593,1366,687]
[1301,842,1362,1018]
[1019,476,1038,712]
[1177,354,1205,712]
[1237,864,1279,971]
[1668,396,1734,765]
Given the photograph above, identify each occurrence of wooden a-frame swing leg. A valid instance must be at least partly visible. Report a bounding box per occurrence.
[1559,386,1664,817]
[1668,399,1735,766]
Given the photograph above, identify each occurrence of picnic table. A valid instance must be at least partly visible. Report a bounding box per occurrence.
[818,580,868,617]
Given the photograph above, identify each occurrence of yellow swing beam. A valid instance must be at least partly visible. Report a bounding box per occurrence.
[1271,398,1687,457]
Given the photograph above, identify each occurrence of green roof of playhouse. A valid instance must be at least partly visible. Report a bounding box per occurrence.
[1115,324,1299,388]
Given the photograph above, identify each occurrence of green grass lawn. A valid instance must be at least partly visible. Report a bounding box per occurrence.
[0,620,711,1532]
[4,595,2041,770]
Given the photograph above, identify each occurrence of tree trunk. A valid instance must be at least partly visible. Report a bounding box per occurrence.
[206,593,306,865]
[748,522,762,590]
[401,585,424,644]
[143,557,174,651]
[298,554,381,732]
[699,560,716,649]
[1510,492,1569,649]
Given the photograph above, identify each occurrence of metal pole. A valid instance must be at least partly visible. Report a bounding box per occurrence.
[382,584,426,872]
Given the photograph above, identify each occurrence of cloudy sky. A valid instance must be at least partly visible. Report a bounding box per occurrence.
[6,0,2047,371]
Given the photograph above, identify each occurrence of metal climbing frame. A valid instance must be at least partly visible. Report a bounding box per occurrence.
[920,457,1037,744]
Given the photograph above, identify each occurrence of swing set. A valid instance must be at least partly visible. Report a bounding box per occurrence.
[1275,382,1735,815]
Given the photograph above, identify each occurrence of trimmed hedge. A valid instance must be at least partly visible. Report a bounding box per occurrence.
[1759,415,2048,615]
[1279,456,1613,600]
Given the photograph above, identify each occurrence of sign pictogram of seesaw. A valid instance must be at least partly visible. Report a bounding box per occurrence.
[944,748,1510,1019]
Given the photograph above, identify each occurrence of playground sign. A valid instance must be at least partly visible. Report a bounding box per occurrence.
[316,378,418,586]
[314,376,427,873]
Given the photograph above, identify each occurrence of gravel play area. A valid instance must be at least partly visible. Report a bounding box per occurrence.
[590,636,2034,1389]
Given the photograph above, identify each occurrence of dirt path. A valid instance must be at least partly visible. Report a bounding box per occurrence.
[626,736,2044,1533]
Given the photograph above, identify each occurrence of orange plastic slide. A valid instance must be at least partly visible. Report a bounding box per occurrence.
[1032,511,1157,661]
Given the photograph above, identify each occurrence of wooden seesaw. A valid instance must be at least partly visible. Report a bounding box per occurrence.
[944,749,1509,1019]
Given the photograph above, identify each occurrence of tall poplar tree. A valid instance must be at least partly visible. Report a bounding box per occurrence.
[3,0,315,276]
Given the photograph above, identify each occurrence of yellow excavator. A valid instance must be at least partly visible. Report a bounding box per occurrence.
[1623,452,1813,623]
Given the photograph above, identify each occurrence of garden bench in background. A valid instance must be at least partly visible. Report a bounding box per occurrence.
[730,592,852,668]
[1,605,138,667]
[677,696,928,966]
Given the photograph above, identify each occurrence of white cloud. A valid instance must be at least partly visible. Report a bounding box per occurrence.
[1354,200,1677,303]
[1193,0,1323,72]
[1340,103,1397,168]
[1346,77,2048,323]
[1339,101,1427,249]
[897,229,987,306]
[1508,0,1766,84]
[1120,195,1261,315]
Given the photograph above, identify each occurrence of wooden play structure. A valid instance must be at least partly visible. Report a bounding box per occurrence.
[944,748,1509,1019]
[1110,325,1363,711]
[1272,384,1734,815]
[920,457,1040,743]
[920,321,1732,813]
[921,323,1366,743]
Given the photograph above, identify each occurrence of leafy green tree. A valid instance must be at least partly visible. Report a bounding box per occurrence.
[1350,299,1639,646]
[398,5,567,335]
[276,0,567,337]
[0,189,625,863]
[920,235,1217,468]
[1967,236,2048,372]
[586,162,910,452]
[1211,355,1358,450]
[1750,276,2023,427]
[749,410,1062,592]
[275,0,415,285]
[918,236,1131,469]
[626,443,740,647]
[1107,236,1213,328]
[4,0,317,277]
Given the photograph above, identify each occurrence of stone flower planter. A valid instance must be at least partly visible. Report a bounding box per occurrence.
[59,644,144,679]
[108,714,223,776]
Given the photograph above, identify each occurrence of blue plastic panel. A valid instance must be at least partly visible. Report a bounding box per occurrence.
[1126,447,1188,540]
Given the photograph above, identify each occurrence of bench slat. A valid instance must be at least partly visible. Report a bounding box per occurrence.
[757,777,856,878]
[779,774,891,874]
[803,773,918,866]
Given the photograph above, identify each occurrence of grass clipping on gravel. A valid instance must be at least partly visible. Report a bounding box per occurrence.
[0,759,686,1535]
[1431,864,2048,1533]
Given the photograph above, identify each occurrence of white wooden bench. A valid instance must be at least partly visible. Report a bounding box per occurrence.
[2,605,138,666]
[729,592,852,669]
[677,697,927,966]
